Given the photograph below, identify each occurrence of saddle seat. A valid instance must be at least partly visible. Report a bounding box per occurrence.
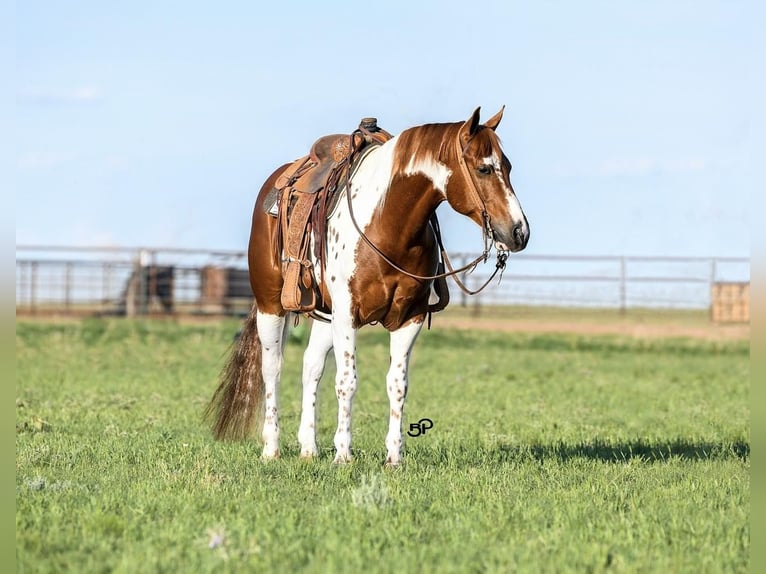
[273,134,353,198]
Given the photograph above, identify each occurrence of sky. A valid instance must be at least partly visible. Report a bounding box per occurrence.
[14,0,761,258]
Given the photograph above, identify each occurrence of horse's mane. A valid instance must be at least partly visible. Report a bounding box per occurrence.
[392,122,458,176]
[389,121,503,192]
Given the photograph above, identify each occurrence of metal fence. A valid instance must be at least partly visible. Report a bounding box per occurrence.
[15,245,750,317]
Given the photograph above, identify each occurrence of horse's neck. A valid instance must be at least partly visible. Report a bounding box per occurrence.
[345,124,456,251]
[381,124,458,234]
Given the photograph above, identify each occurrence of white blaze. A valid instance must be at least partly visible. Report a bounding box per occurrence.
[485,153,526,228]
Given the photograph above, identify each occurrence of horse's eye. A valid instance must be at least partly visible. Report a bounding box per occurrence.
[477,165,493,175]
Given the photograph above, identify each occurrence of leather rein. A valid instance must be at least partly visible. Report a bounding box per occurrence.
[343,128,509,296]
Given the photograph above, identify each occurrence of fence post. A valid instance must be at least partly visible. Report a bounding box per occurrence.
[31,262,38,315]
[19,262,27,310]
[619,257,627,315]
[103,262,112,313]
[138,249,149,315]
[459,255,468,307]
[709,258,717,320]
[65,262,72,311]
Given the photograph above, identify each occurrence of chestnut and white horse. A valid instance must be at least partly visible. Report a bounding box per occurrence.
[206,106,529,466]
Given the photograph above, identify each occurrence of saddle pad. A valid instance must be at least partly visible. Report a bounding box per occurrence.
[266,189,279,216]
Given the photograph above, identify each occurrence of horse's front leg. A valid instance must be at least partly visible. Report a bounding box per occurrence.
[298,320,333,458]
[256,312,290,459]
[385,319,424,467]
[331,314,358,464]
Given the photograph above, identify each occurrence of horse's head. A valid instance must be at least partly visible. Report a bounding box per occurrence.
[445,106,530,253]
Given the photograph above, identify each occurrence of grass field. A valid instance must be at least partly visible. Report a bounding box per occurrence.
[16,317,749,573]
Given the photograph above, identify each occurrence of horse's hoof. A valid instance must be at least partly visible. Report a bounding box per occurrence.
[332,454,352,465]
[384,457,402,469]
[261,448,281,460]
[300,450,318,460]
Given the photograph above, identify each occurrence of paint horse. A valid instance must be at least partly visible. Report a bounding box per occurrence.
[206,106,530,466]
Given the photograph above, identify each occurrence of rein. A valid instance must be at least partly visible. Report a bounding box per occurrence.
[343,129,508,296]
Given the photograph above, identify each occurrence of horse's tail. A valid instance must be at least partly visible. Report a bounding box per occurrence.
[205,306,263,440]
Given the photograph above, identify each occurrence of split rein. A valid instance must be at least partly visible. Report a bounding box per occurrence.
[342,129,509,297]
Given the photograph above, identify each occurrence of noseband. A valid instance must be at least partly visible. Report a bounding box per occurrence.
[344,129,508,296]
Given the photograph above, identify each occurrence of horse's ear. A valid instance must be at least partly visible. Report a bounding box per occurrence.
[461,107,482,140]
[484,105,505,131]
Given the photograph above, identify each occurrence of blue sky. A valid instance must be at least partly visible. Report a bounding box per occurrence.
[15,0,760,257]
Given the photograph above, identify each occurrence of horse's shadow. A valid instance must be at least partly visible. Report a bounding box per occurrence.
[410,437,749,465]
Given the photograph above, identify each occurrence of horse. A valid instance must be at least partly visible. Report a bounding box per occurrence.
[205,106,530,466]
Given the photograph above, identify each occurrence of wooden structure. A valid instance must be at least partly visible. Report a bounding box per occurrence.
[200,266,252,313]
[710,282,750,323]
[120,265,175,316]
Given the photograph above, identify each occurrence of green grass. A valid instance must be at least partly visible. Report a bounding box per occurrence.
[16,319,749,573]
[438,303,727,328]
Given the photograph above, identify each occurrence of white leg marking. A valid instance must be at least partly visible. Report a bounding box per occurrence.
[331,311,357,464]
[298,320,334,458]
[257,312,286,459]
[385,321,423,466]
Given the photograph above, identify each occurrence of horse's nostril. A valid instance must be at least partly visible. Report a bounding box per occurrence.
[512,222,524,242]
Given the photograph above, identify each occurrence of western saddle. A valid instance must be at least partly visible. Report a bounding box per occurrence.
[269,118,392,315]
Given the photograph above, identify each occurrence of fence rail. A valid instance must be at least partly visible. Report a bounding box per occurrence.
[15,245,750,319]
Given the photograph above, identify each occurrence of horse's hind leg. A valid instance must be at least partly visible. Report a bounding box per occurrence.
[256,311,289,459]
[298,320,333,458]
[385,320,424,467]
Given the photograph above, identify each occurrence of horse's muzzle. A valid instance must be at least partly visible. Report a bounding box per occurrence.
[494,220,529,253]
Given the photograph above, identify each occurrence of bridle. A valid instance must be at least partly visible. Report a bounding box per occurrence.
[344,128,509,296]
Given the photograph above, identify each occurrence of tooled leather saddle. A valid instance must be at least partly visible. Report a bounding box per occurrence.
[267,118,392,315]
